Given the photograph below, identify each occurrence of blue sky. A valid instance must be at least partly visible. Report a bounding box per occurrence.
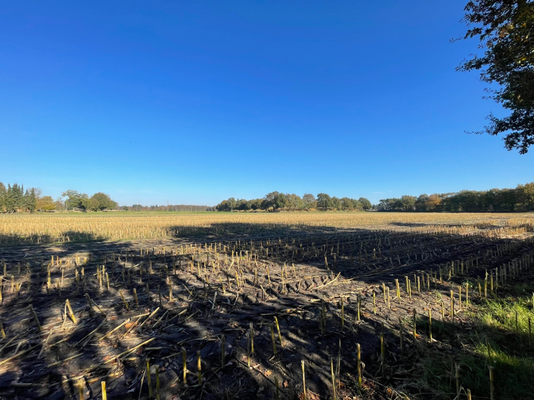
[1,1,532,206]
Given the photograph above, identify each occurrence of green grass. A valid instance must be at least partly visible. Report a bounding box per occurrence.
[421,284,534,399]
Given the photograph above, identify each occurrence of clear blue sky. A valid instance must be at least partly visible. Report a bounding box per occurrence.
[1,1,532,206]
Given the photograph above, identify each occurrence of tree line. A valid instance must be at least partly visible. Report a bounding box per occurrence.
[5,180,534,214]
[127,204,214,212]
[0,183,38,213]
[378,183,534,212]
[0,181,215,213]
[0,182,119,213]
[216,192,372,212]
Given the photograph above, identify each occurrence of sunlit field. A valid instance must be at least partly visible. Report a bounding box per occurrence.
[0,211,533,245]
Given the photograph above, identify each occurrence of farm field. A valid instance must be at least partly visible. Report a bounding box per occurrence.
[1,211,534,245]
[0,212,534,400]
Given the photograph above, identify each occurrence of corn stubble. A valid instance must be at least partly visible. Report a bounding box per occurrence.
[0,212,532,399]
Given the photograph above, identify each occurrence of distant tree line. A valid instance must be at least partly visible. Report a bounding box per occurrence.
[216,192,372,212]
[126,204,214,212]
[378,183,534,212]
[0,182,119,213]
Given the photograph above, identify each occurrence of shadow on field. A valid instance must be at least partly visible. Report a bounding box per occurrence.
[0,230,383,399]
[0,230,109,247]
[165,222,532,284]
[0,236,138,399]
[0,223,532,399]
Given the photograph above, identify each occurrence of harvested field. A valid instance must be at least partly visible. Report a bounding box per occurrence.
[1,211,533,245]
[0,212,533,399]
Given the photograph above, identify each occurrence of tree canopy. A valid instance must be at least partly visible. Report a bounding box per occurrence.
[37,196,56,211]
[61,190,119,212]
[216,192,371,212]
[0,181,123,213]
[378,182,534,212]
[0,183,40,213]
[459,0,534,153]
[62,190,91,211]
[89,192,118,211]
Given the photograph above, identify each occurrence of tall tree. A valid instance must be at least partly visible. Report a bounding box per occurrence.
[459,0,534,153]
[24,188,37,213]
[215,200,228,211]
[302,193,316,210]
[517,182,534,210]
[37,196,56,211]
[498,188,517,211]
[401,195,417,211]
[427,194,443,211]
[0,182,5,212]
[286,194,303,211]
[415,194,430,211]
[340,197,354,210]
[330,197,341,210]
[263,192,288,210]
[5,184,24,212]
[273,193,287,210]
[90,192,117,211]
[358,197,372,210]
[62,190,90,211]
[226,197,237,211]
[317,193,333,211]
[248,199,263,210]
[236,199,251,211]
[482,188,499,211]
[351,199,363,210]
